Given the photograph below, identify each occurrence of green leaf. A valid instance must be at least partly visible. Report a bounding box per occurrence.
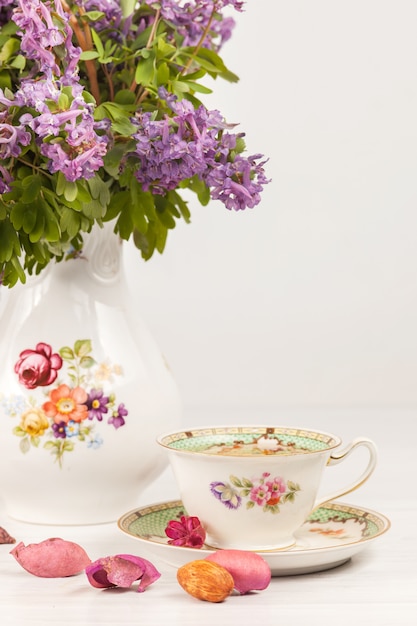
[116,203,134,240]
[0,219,20,262]
[135,54,155,87]
[287,481,300,492]
[10,54,26,71]
[20,437,31,454]
[60,346,75,360]
[90,27,104,57]
[21,175,42,204]
[80,50,100,61]
[80,356,95,369]
[114,90,136,105]
[74,339,92,357]
[156,61,170,86]
[64,181,78,203]
[0,38,20,63]
[10,202,26,231]
[171,80,190,94]
[156,38,176,58]
[182,175,210,205]
[87,176,110,206]
[83,10,105,21]
[23,208,38,236]
[241,477,253,488]
[155,204,176,229]
[171,191,191,223]
[60,208,81,238]
[133,226,155,260]
[178,79,212,94]
[29,203,49,243]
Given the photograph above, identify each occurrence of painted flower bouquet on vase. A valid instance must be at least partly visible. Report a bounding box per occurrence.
[0,0,269,524]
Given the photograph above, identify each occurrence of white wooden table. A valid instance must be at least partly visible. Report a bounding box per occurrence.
[1,409,415,626]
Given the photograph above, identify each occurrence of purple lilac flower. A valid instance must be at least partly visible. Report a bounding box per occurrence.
[37,98,108,181]
[41,138,107,181]
[10,78,61,112]
[0,114,31,159]
[132,90,269,209]
[144,0,241,51]
[132,91,228,193]
[0,0,15,26]
[108,403,127,429]
[75,0,122,32]
[0,165,13,194]
[204,151,270,211]
[13,0,81,83]
[210,481,242,509]
[12,0,65,75]
[52,421,67,438]
[86,389,109,421]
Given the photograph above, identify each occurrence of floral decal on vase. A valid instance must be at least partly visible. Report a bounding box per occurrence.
[210,473,300,513]
[2,340,127,466]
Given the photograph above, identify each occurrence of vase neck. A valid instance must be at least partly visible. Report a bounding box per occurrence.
[82,222,122,283]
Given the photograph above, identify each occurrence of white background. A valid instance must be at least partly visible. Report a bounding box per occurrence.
[126,0,417,413]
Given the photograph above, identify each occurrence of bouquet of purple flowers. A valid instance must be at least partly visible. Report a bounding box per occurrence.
[0,0,269,288]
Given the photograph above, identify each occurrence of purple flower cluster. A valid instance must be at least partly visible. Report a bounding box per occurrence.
[0,0,108,183]
[12,0,80,78]
[0,112,31,159]
[132,89,269,211]
[143,0,243,50]
[76,0,122,32]
[0,0,269,213]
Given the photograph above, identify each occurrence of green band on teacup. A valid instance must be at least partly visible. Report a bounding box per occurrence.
[161,427,339,456]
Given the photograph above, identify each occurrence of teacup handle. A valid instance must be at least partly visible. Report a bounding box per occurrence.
[314,437,377,509]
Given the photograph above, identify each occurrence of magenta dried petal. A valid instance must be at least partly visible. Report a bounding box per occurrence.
[165,515,206,548]
[85,554,160,592]
[165,520,186,540]
[10,538,91,578]
[116,554,161,592]
[85,559,113,588]
[206,550,271,594]
[104,556,144,588]
[0,526,16,544]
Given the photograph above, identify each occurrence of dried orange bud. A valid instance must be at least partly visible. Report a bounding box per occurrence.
[177,559,234,603]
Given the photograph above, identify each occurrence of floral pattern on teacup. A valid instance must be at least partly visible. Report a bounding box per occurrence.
[1,340,127,466]
[210,472,300,513]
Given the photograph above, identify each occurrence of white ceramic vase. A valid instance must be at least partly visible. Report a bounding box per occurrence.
[0,223,182,524]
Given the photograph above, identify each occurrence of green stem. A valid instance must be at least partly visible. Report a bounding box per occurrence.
[180,4,217,76]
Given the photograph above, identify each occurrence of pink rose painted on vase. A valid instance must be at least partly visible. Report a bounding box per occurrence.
[14,342,63,389]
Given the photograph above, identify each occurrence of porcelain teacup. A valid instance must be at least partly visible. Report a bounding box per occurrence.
[157,425,377,551]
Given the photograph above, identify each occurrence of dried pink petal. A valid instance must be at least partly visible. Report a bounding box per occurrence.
[165,515,206,548]
[10,538,91,577]
[0,526,16,544]
[85,554,161,592]
[206,549,271,594]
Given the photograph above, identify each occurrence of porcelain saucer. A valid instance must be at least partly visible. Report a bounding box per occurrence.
[118,499,390,576]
